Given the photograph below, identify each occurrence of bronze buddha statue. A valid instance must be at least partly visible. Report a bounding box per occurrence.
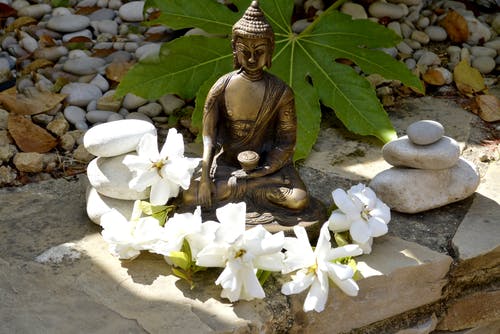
[182,1,324,227]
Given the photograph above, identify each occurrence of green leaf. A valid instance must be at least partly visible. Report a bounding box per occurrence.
[119,0,424,160]
[334,232,351,247]
[169,251,191,270]
[256,269,272,285]
[172,267,190,281]
[145,0,239,34]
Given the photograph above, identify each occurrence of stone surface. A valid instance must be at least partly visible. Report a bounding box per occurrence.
[47,14,90,33]
[86,186,135,225]
[382,136,460,170]
[63,57,106,76]
[304,97,474,181]
[369,158,480,213]
[437,290,500,331]
[452,162,500,260]
[406,120,445,146]
[61,83,103,107]
[288,236,452,333]
[13,152,44,173]
[87,154,150,200]
[83,119,156,157]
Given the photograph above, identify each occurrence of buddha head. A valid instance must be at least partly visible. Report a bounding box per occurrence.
[231,0,274,73]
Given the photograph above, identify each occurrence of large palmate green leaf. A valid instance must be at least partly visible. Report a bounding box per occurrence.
[118,0,424,161]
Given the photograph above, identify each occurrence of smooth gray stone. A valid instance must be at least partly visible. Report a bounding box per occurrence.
[425,26,447,42]
[86,110,115,123]
[47,15,90,33]
[63,57,106,76]
[83,119,156,157]
[369,158,480,213]
[87,155,150,200]
[17,4,51,18]
[61,83,102,107]
[383,136,460,169]
[118,1,144,22]
[86,186,134,225]
[88,8,116,21]
[407,120,444,145]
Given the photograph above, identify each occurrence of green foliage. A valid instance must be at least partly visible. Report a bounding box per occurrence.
[51,0,70,7]
[256,269,272,285]
[169,240,207,289]
[118,0,423,160]
[138,201,175,226]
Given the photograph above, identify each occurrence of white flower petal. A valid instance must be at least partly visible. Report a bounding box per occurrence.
[253,253,284,272]
[330,276,359,297]
[368,216,388,237]
[215,202,246,243]
[281,270,315,295]
[350,219,371,244]
[149,178,179,205]
[304,272,329,313]
[332,189,361,217]
[314,223,332,261]
[240,266,265,300]
[161,128,184,158]
[129,169,159,191]
[355,238,373,254]
[328,244,363,260]
[196,244,228,267]
[328,210,351,232]
[122,154,152,172]
[371,200,391,224]
[137,133,160,160]
[325,262,353,281]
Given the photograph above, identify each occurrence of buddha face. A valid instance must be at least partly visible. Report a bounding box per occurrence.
[234,37,271,75]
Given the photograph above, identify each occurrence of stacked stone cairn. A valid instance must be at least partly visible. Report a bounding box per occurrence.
[84,119,156,224]
[369,120,480,214]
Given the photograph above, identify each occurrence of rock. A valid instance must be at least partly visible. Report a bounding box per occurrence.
[47,15,90,33]
[340,2,367,19]
[416,16,430,29]
[417,51,441,67]
[122,93,148,110]
[86,186,135,225]
[422,67,453,86]
[383,136,460,169]
[93,19,118,35]
[89,74,109,92]
[83,119,156,157]
[492,14,500,34]
[411,30,430,44]
[0,164,17,184]
[46,118,69,137]
[86,110,115,123]
[118,1,144,22]
[387,22,402,37]
[368,2,406,19]
[475,95,500,122]
[396,41,413,54]
[87,154,150,200]
[471,56,496,74]
[406,120,445,145]
[138,102,162,117]
[135,43,161,62]
[0,109,8,130]
[0,144,16,163]
[33,46,68,62]
[125,112,153,123]
[32,114,53,127]
[107,113,124,122]
[369,158,479,213]
[13,152,44,173]
[73,143,95,163]
[424,26,447,42]
[61,83,103,107]
[59,133,75,151]
[19,34,38,53]
[61,29,93,43]
[470,46,497,58]
[96,92,121,111]
[88,8,116,21]
[63,57,106,76]
[159,94,185,115]
[64,106,87,125]
[465,16,491,45]
[0,130,11,146]
[17,4,51,18]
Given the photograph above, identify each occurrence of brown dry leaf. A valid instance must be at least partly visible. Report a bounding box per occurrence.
[476,95,500,122]
[39,34,57,47]
[75,6,100,15]
[0,90,66,115]
[453,60,486,97]
[21,58,53,75]
[6,16,37,32]
[8,114,57,153]
[423,68,445,86]
[105,61,135,83]
[0,3,16,18]
[440,11,468,43]
[92,48,116,58]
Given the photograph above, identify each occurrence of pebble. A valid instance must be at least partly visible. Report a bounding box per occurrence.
[483,39,500,53]
[341,2,368,19]
[0,145,17,163]
[93,20,118,35]
[73,143,95,162]
[383,136,460,170]
[13,152,44,173]
[471,56,496,74]
[416,16,430,29]
[470,46,497,58]
[492,14,500,34]
[411,30,430,44]
[88,8,116,21]
[138,102,163,117]
[86,110,115,123]
[32,114,54,127]
[87,154,150,200]
[17,4,51,19]
[406,120,444,145]
[118,1,145,22]
[0,109,8,129]
[46,118,69,137]
[62,29,93,43]
[33,46,68,61]
[89,74,109,92]
[11,0,30,11]
[405,58,416,70]
[61,83,103,107]
[400,22,413,39]
[19,34,38,53]
[417,51,441,66]
[125,112,153,123]
[122,93,148,110]
[47,14,91,33]
[369,2,407,20]
[135,43,161,62]
[86,186,135,225]
[63,57,106,76]
[396,41,413,54]
[387,22,402,37]
[0,166,17,185]
[424,26,447,42]
[60,133,76,151]
[465,16,492,45]
[83,119,156,157]
[370,158,479,214]
[107,113,124,122]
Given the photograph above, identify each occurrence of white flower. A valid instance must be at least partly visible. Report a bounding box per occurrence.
[147,207,219,260]
[123,129,200,206]
[100,201,164,260]
[196,202,285,302]
[328,184,390,252]
[281,223,362,313]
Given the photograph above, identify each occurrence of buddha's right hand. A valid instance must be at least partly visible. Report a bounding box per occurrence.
[198,180,212,208]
